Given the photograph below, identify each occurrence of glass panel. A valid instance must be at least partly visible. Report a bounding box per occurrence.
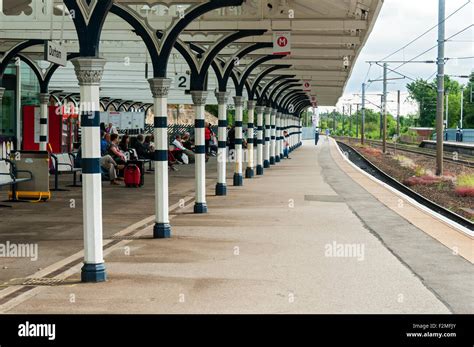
[21,61,39,106]
[1,89,16,137]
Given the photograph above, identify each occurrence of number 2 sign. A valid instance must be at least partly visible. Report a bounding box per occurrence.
[175,73,190,90]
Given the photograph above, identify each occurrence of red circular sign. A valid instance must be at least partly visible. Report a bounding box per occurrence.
[277,36,288,47]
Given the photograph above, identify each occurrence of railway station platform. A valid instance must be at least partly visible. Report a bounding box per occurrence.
[1,138,472,314]
[421,140,474,156]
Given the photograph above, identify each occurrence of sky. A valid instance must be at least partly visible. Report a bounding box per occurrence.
[320,0,473,116]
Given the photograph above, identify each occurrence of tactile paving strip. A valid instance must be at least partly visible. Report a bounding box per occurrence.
[3,278,65,287]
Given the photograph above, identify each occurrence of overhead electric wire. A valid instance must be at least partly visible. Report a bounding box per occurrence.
[425,70,437,80]
[358,3,472,106]
[379,0,472,62]
[370,24,473,84]
[363,63,373,83]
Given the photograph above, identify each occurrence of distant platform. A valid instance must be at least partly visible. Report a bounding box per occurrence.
[421,140,474,156]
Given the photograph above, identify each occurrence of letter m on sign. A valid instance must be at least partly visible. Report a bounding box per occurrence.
[273,31,291,56]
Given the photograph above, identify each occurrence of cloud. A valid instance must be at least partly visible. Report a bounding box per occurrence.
[343,0,473,102]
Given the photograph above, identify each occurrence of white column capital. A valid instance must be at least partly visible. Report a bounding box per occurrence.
[233,96,245,107]
[247,99,257,110]
[256,106,265,114]
[191,91,208,106]
[215,91,230,104]
[148,78,172,98]
[71,57,106,86]
[265,107,272,114]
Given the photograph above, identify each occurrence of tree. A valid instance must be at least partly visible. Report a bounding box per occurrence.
[406,76,468,128]
[461,72,474,128]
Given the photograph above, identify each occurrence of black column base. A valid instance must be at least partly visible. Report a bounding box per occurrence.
[194,202,208,214]
[245,167,254,178]
[275,155,281,163]
[263,160,270,168]
[81,263,107,283]
[153,223,171,238]
[233,173,243,186]
[280,154,284,160]
[215,183,227,196]
[270,156,275,165]
[256,165,264,175]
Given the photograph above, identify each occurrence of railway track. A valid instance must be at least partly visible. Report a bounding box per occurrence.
[336,141,474,231]
[336,137,474,168]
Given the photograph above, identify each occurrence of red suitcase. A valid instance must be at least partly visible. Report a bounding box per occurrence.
[124,164,141,188]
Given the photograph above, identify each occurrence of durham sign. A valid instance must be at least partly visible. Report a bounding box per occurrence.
[44,41,67,67]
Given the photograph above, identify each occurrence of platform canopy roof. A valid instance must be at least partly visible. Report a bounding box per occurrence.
[0,0,383,109]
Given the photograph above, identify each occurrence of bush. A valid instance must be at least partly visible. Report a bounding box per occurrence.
[359,146,382,157]
[457,174,474,188]
[455,187,474,197]
[414,165,426,177]
[403,175,444,187]
[455,174,474,197]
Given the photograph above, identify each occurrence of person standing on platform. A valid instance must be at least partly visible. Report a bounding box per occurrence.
[283,131,291,159]
[106,122,118,135]
[315,128,320,146]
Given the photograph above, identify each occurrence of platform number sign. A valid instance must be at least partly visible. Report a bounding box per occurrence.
[175,73,190,90]
[273,31,291,56]
[303,80,311,92]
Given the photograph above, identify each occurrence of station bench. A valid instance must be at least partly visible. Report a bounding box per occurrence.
[0,159,33,206]
[138,158,153,172]
[124,149,153,172]
[50,153,81,191]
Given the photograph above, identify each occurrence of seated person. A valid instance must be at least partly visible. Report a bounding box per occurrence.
[144,135,155,152]
[168,150,178,171]
[75,144,124,185]
[171,135,186,163]
[119,135,138,160]
[134,134,153,160]
[181,132,193,150]
[100,154,125,185]
[119,135,130,152]
[101,132,111,156]
[108,134,127,164]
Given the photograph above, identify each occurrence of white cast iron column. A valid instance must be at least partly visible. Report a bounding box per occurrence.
[263,106,271,168]
[191,91,208,213]
[71,57,107,283]
[215,91,229,195]
[245,99,256,178]
[233,96,244,186]
[148,78,172,237]
[39,93,49,151]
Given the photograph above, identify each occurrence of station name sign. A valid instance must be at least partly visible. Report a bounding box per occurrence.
[44,41,67,67]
